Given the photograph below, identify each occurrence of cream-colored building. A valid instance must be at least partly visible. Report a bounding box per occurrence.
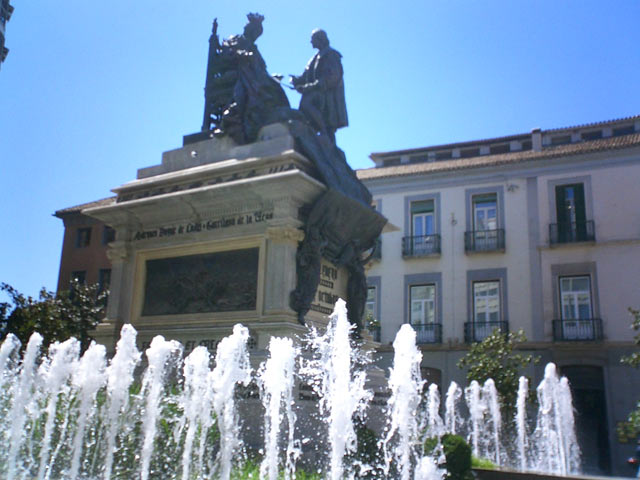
[358,115,640,476]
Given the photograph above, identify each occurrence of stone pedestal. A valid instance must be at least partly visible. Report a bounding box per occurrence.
[85,124,363,355]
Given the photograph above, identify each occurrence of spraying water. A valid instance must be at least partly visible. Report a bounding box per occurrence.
[258,336,298,480]
[305,299,371,480]
[6,332,43,480]
[483,379,502,465]
[532,363,581,475]
[69,342,107,480]
[102,324,141,480]
[0,307,584,479]
[210,324,252,480]
[515,376,529,471]
[139,336,183,480]
[383,324,424,480]
[444,381,462,435]
[425,383,445,439]
[37,339,80,480]
[179,346,213,480]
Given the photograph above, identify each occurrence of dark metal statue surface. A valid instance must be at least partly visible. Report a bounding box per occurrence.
[202,13,290,144]
[199,15,386,333]
[291,29,348,144]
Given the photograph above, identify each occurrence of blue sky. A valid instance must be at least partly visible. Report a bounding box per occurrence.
[1,0,639,298]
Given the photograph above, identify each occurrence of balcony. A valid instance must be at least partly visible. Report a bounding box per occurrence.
[549,221,595,245]
[410,323,443,344]
[464,229,505,253]
[402,234,441,257]
[464,321,509,343]
[553,318,603,341]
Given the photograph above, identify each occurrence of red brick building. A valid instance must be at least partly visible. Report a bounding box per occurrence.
[54,197,115,293]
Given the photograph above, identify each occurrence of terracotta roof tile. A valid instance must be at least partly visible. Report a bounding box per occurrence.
[54,196,116,217]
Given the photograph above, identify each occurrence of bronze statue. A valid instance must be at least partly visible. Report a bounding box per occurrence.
[291,29,348,144]
[198,15,385,334]
[202,13,290,144]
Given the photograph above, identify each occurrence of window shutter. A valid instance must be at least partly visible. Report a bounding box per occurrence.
[411,200,434,214]
[555,186,567,225]
[573,183,586,224]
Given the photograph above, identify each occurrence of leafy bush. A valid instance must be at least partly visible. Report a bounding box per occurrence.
[457,329,538,414]
[441,434,473,480]
[619,307,640,442]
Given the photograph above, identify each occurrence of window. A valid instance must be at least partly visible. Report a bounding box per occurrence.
[489,144,510,154]
[102,226,115,245]
[404,195,440,256]
[551,135,571,145]
[365,286,377,320]
[613,125,634,137]
[98,268,111,293]
[410,284,436,325]
[405,273,442,344]
[466,193,504,252]
[467,279,505,342]
[560,276,592,320]
[461,147,480,158]
[412,200,434,237]
[410,284,440,343]
[581,130,602,141]
[76,227,91,248]
[553,183,593,243]
[435,150,452,160]
[557,276,597,340]
[473,194,497,231]
[473,281,500,323]
[71,270,86,284]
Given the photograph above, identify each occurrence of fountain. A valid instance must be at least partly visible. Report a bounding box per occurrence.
[0,301,581,479]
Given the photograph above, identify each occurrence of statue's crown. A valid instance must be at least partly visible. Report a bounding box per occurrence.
[247,13,264,24]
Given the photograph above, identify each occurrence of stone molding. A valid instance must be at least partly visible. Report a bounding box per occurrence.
[265,226,305,243]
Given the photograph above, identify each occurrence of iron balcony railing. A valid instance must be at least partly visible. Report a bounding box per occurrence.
[464,229,505,253]
[552,318,603,341]
[464,321,509,343]
[402,234,441,257]
[549,221,595,244]
[410,323,443,344]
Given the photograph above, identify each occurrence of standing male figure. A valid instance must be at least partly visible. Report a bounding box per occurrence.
[291,29,348,144]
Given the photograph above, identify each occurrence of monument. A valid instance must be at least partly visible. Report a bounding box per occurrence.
[85,13,387,355]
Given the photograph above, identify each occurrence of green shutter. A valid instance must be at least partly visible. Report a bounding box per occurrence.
[411,200,434,214]
[555,185,567,225]
[573,183,586,224]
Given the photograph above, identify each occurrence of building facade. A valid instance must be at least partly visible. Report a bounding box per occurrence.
[54,197,115,293]
[0,0,14,70]
[358,115,640,476]
[54,114,640,475]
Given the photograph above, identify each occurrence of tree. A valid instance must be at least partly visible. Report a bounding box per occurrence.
[618,308,640,442]
[457,329,538,412]
[0,280,107,352]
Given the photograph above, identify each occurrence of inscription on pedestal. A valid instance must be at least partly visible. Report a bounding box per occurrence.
[309,260,347,315]
[142,247,259,316]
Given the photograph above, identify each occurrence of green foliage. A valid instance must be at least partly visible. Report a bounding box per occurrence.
[441,434,473,480]
[618,308,640,442]
[622,308,640,368]
[457,329,539,410]
[0,280,107,352]
[228,460,323,480]
[364,312,379,329]
[472,455,497,470]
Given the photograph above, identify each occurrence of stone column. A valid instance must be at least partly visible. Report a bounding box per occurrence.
[263,225,304,319]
